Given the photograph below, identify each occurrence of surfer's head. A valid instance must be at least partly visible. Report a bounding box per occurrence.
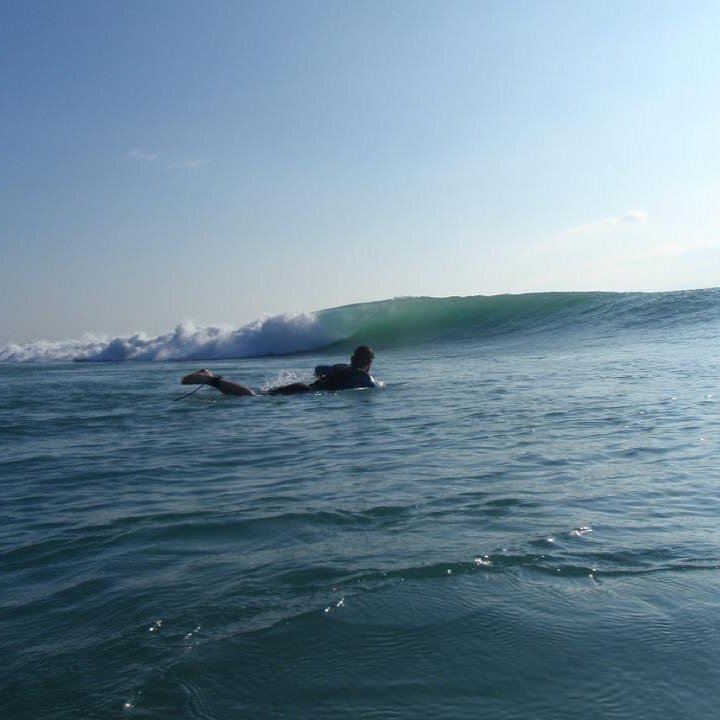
[351,345,374,371]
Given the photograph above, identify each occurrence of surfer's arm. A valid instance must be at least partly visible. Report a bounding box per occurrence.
[180,369,256,396]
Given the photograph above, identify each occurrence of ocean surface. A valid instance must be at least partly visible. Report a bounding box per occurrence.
[2,289,720,719]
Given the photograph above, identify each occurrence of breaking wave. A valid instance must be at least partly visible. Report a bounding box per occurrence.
[2,288,719,362]
[0,314,331,363]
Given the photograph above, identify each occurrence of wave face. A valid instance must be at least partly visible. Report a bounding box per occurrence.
[2,288,719,362]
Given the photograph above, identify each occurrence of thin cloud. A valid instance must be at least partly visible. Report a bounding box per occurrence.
[128,149,211,169]
[616,236,720,265]
[565,209,648,238]
[566,235,720,279]
[537,209,650,254]
[129,149,159,162]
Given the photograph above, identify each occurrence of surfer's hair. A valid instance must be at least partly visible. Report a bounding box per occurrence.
[351,346,374,369]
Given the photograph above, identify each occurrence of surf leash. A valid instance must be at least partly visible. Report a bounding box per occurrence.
[173,383,209,401]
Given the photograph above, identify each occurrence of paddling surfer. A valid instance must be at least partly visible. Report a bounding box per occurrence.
[180,346,377,396]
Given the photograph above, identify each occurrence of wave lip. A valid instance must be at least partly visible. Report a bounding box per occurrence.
[2,288,719,363]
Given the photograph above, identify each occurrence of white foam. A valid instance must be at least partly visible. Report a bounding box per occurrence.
[0,313,335,363]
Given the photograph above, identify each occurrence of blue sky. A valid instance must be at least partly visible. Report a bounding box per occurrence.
[2,0,720,343]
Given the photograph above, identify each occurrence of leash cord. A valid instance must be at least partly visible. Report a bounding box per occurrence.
[173,382,208,401]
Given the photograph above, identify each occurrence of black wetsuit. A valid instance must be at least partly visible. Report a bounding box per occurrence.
[312,364,376,391]
[267,364,376,395]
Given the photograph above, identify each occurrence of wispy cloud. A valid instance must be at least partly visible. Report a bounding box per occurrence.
[565,209,648,238]
[615,235,720,265]
[128,149,211,169]
[537,209,650,255]
[129,149,159,162]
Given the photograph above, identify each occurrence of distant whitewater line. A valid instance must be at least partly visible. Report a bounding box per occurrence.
[0,314,331,363]
[2,289,719,362]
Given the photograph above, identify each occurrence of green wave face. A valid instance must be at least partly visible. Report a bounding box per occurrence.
[315,289,720,351]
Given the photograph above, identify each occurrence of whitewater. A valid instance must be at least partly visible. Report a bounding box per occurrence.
[2,288,720,719]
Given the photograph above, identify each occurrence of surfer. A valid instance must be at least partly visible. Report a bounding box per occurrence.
[180,346,377,397]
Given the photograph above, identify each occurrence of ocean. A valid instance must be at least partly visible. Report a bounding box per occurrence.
[2,289,720,719]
